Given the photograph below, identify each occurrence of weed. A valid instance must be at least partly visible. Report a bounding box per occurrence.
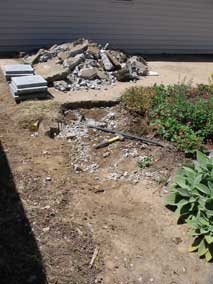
[165,151,213,261]
[137,156,153,169]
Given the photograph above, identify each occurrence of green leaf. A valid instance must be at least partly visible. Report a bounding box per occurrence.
[165,192,179,206]
[208,181,213,191]
[196,183,210,195]
[189,245,199,252]
[205,250,213,262]
[193,161,203,173]
[198,239,208,257]
[199,216,210,226]
[174,176,187,188]
[193,174,202,187]
[183,166,196,175]
[197,151,208,167]
[176,187,190,197]
[205,235,213,244]
[176,200,192,217]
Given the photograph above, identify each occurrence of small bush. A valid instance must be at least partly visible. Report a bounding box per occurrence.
[166,151,213,261]
[121,86,154,115]
[121,84,213,153]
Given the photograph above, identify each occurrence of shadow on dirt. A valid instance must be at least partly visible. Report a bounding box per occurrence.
[0,142,47,284]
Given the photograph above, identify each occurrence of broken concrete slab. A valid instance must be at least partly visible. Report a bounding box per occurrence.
[100,50,114,71]
[63,54,85,71]
[87,44,100,59]
[109,50,128,64]
[106,51,121,70]
[57,51,72,61]
[78,67,97,80]
[35,59,69,83]
[24,49,45,65]
[96,70,109,80]
[69,42,88,57]
[22,38,149,92]
[127,56,148,76]
[115,68,132,82]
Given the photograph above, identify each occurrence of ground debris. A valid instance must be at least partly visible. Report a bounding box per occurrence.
[89,247,99,269]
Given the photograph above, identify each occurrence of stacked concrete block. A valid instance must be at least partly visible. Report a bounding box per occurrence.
[10,75,48,102]
[3,64,34,81]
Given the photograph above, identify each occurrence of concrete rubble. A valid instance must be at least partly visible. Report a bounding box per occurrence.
[24,38,150,92]
[54,106,166,185]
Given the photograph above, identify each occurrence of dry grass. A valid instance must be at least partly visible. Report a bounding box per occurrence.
[11,100,63,130]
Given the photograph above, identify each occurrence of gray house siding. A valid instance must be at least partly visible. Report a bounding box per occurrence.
[0,0,213,54]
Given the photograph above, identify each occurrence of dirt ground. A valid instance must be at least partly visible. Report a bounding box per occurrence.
[1,59,213,284]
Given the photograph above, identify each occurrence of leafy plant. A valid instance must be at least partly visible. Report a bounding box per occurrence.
[137,156,153,169]
[154,118,203,153]
[121,83,213,153]
[121,86,154,115]
[166,151,213,261]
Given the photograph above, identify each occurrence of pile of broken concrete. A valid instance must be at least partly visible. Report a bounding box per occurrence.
[24,39,149,92]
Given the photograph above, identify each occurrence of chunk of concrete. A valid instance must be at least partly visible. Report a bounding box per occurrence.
[87,44,100,59]
[106,51,121,70]
[96,70,109,80]
[57,51,72,61]
[109,50,128,64]
[35,59,69,83]
[24,49,45,65]
[100,50,114,71]
[115,68,132,82]
[69,42,88,57]
[127,56,148,76]
[78,67,97,80]
[54,80,70,92]
[64,54,85,71]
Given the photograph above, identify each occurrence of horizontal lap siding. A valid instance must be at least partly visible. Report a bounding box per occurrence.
[0,0,213,53]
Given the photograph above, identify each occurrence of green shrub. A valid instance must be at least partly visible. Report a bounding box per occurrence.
[121,83,213,153]
[166,151,213,261]
[155,118,203,153]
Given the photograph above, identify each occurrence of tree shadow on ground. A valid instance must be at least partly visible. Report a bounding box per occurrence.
[0,142,47,284]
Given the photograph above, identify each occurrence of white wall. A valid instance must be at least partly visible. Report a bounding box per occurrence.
[0,0,213,54]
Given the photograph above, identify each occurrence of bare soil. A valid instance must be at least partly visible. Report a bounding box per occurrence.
[0,70,213,284]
